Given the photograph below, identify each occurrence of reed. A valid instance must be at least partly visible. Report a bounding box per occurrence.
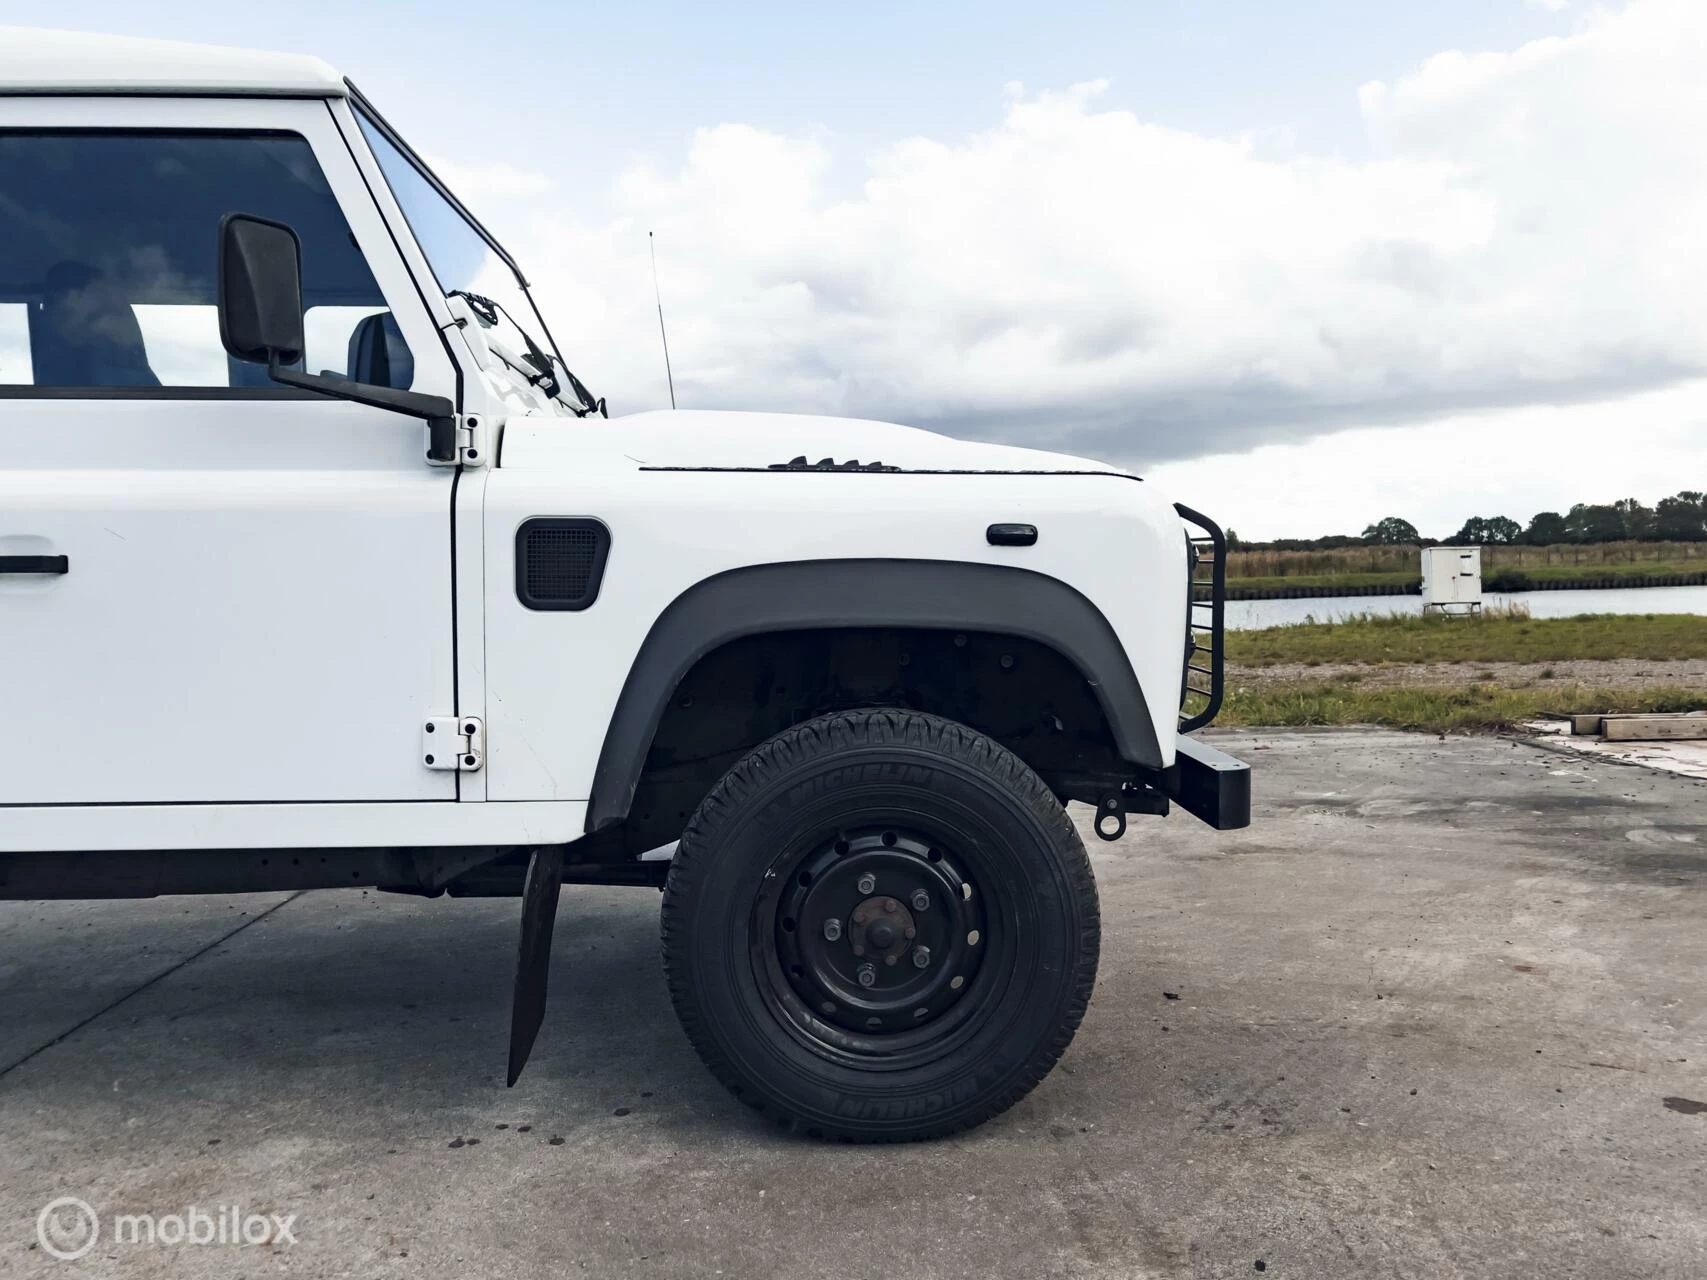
[1228,540,1707,582]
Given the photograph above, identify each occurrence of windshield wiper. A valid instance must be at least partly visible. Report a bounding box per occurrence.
[450,289,557,395]
[449,289,603,416]
[555,363,604,418]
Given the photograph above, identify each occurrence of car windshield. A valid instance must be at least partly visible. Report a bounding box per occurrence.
[353,101,596,414]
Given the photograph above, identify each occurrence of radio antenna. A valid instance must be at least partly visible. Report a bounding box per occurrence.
[648,231,677,410]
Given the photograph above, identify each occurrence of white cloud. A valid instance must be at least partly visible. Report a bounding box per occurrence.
[427,156,554,200]
[1147,378,1707,540]
[485,0,1705,486]
[1527,0,1569,11]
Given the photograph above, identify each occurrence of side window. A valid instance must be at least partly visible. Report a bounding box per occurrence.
[0,131,413,392]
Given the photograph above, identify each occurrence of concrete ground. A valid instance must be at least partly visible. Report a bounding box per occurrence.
[2,728,1704,1279]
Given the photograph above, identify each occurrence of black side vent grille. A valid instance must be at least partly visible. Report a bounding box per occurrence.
[516,518,610,611]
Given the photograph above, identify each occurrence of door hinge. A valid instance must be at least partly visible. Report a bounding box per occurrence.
[425,414,489,469]
[423,717,484,771]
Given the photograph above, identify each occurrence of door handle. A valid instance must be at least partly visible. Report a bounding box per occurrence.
[0,555,69,574]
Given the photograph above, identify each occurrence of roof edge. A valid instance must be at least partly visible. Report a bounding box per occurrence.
[0,28,346,98]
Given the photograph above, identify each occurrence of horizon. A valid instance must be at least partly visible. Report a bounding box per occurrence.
[1238,486,1706,545]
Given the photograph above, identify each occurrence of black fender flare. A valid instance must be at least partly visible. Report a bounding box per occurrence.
[586,559,1161,832]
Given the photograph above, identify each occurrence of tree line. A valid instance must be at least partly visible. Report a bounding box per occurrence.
[1230,492,1707,550]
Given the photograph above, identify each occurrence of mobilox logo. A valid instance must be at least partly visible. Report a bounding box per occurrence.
[36,1197,299,1259]
[36,1198,98,1262]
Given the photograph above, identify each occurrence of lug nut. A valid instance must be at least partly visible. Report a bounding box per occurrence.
[856,873,876,895]
[911,889,930,912]
[857,963,878,988]
[823,918,842,942]
[912,946,931,969]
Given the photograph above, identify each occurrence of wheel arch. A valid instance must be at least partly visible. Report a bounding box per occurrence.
[586,559,1161,833]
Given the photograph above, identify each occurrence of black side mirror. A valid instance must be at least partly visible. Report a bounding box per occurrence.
[218,214,305,366]
[214,213,459,463]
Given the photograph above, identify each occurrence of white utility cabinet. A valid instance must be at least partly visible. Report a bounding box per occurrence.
[1421,545,1483,614]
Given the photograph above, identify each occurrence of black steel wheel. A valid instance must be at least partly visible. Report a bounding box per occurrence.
[662,709,1100,1142]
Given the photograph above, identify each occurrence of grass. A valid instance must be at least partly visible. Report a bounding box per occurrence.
[1217,682,1707,734]
[1483,561,1707,590]
[1504,559,1707,581]
[1227,609,1707,666]
[1224,570,1418,592]
[1230,546,1426,579]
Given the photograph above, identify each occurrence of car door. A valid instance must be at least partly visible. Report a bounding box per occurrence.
[0,96,461,810]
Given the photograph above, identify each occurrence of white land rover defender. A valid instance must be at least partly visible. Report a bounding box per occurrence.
[0,31,1249,1141]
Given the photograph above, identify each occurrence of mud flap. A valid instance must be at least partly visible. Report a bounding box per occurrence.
[506,845,565,1087]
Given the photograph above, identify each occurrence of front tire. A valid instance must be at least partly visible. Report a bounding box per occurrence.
[661,709,1100,1141]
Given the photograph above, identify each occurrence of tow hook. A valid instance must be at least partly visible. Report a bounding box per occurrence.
[1094,793,1127,842]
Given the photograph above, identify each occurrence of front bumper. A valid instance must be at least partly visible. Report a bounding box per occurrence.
[1165,736,1251,830]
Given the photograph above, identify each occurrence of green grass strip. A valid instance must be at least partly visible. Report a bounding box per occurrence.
[1227,611,1707,666]
[1217,682,1706,734]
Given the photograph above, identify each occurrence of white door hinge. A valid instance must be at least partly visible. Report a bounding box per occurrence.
[423,717,484,771]
[425,414,489,468]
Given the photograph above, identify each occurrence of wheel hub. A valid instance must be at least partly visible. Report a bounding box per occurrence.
[849,895,915,963]
[772,827,986,1035]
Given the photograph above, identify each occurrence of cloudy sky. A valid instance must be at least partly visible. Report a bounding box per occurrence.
[22,0,1707,539]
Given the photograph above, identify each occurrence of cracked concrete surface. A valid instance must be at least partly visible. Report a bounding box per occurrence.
[2,729,1704,1278]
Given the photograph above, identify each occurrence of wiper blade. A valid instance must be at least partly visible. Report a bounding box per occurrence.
[556,363,605,418]
[450,289,602,415]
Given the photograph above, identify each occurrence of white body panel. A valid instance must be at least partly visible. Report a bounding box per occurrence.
[0,412,456,804]
[566,408,1118,472]
[8,800,585,854]
[481,413,1189,802]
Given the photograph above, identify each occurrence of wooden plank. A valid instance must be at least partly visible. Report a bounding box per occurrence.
[1601,716,1707,742]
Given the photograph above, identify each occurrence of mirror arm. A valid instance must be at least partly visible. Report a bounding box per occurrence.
[267,355,459,463]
